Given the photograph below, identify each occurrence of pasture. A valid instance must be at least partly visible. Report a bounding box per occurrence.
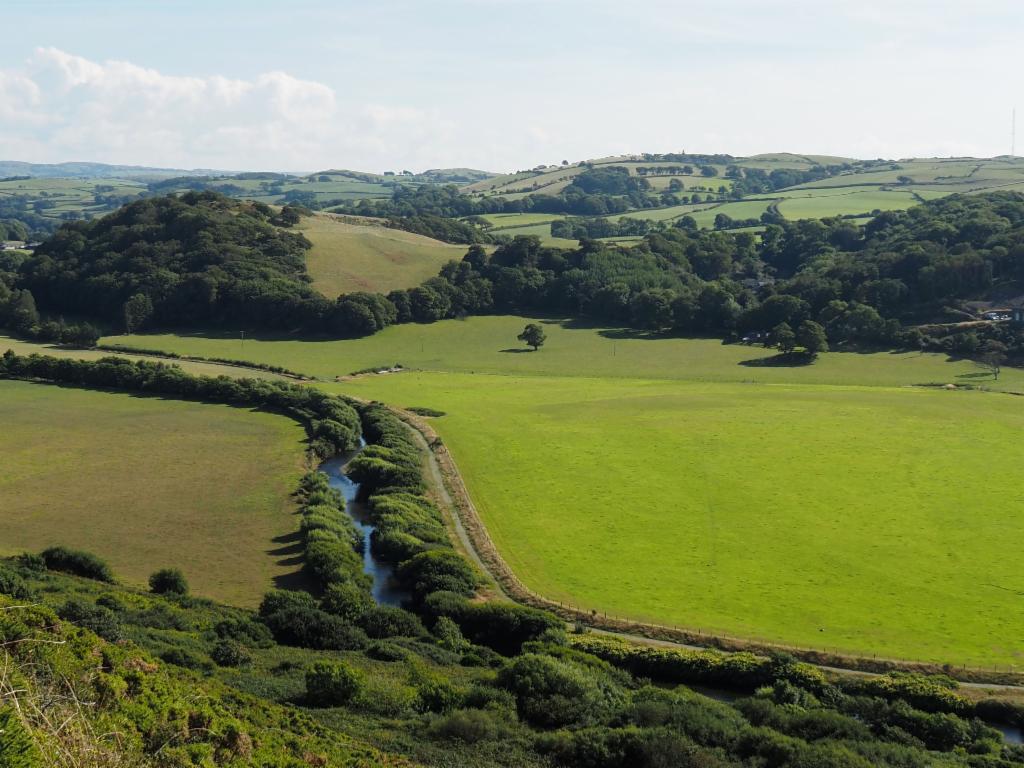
[106,315,1024,391]
[0,379,308,606]
[74,316,1024,662]
[298,214,466,296]
[333,370,1024,666]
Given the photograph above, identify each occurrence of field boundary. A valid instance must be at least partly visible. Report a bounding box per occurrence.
[394,408,1023,687]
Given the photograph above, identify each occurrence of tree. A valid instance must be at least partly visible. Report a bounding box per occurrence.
[517,323,546,351]
[123,293,154,333]
[796,320,829,357]
[771,322,796,354]
[977,339,1008,379]
[149,568,189,595]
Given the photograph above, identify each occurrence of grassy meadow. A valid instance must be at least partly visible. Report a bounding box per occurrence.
[333,371,1024,666]
[0,379,308,606]
[298,214,466,296]
[78,317,1024,664]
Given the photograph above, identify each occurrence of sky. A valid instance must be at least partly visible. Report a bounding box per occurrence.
[1,0,1021,173]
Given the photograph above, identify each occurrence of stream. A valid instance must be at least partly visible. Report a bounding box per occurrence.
[318,440,410,606]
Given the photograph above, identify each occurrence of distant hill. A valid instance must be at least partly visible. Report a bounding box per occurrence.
[0,160,226,180]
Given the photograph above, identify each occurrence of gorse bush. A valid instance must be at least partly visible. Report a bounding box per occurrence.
[305,660,363,706]
[40,546,114,582]
[148,567,189,595]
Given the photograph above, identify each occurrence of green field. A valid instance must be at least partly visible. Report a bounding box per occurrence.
[99,315,1024,665]
[107,315,1024,391]
[0,379,307,606]
[775,189,921,219]
[334,371,1024,666]
[299,213,467,296]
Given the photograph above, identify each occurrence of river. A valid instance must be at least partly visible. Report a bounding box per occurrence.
[318,442,409,606]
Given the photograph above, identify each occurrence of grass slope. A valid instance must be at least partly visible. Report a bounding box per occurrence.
[299,214,466,296]
[0,379,307,605]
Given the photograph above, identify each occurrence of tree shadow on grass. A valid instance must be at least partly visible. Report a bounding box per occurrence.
[956,371,993,380]
[499,348,535,353]
[739,352,815,368]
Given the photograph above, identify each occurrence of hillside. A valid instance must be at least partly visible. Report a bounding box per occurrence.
[299,213,467,296]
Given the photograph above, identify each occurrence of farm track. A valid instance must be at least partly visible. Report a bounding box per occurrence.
[393,406,1024,690]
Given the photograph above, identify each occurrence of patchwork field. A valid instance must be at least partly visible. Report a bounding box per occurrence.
[298,214,467,295]
[0,379,308,606]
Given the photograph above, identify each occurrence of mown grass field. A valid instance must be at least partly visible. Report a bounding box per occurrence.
[0,379,308,606]
[298,214,466,296]
[100,316,1024,664]
[333,371,1024,666]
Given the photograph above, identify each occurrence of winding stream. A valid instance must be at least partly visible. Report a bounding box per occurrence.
[318,441,410,606]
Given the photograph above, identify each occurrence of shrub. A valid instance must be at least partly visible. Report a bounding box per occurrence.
[148,568,189,595]
[211,639,253,668]
[426,708,503,743]
[416,679,464,714]
[305,661,363,706]
[40,546,114,582]
[214,617,275,648]
[57,599,123,641]
[0,567,33,601]
[263,606,369,650]
[320,583,374,621]
[15,553,45,572]
[360,605,426,638]
[497,653,626,728]
[258,589,317,617]
[366,641,409,662]
[355,677,418,717]
[161,648,210,671]
[397,550,477,600]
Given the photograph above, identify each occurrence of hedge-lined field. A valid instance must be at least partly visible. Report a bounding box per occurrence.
[108,315,1024,391]
[334,371,1024,667]
[0,379,307,605]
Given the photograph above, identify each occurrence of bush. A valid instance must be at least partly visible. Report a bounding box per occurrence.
[320,583,374,621]
[355,677,418,717]
[40,546,114,582]
[305,661,363,706]
[15,553,45,572]
[263,606,369,650]
[397,550,477,599]
[161,648,210,671]
[211,639,253,668]
[360,605,426,638]
[258,589,317,617]
[57,599,123,641]
[426,708,503,743]
[0,567,33,601]
[149,568,189,595]
[214,617,275,649]
[366,641,409,662]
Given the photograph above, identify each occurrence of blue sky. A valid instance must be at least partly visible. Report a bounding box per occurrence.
[2,0,1021,172]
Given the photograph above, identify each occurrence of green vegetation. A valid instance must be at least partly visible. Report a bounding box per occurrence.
[299,213,465,295]
[0,378,307,605]
[336,369,1024,666]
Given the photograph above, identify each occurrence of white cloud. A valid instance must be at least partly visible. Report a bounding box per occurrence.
[0,48,463,172]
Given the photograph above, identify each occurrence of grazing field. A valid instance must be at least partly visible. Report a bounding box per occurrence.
[776,189,921,219]
[298,214,466,295]
[0,379,307,605]
[108,315,1024,391]
[82,316,1024,662]
[333,371,1024,666]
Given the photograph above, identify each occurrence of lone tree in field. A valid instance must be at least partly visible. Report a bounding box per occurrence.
[796,320,829,358]
[771,322,796,354]
[517,323,547,351]
[977,339,1008,379]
